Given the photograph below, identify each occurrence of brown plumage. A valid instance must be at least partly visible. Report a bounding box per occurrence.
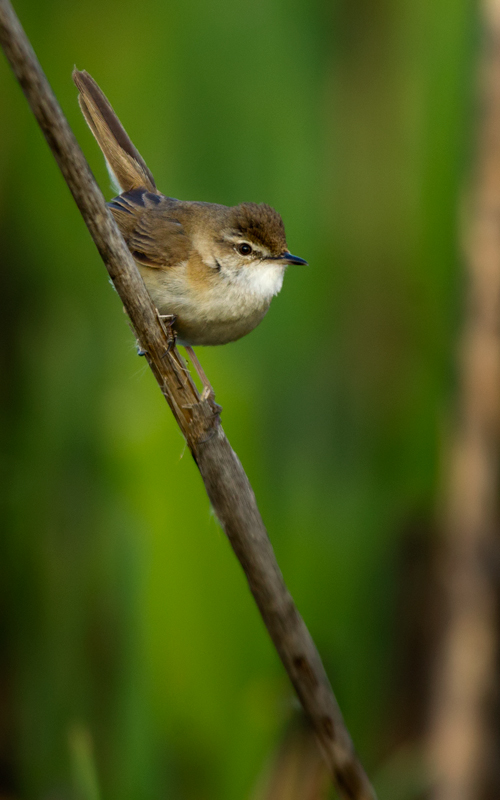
[74,70,156,193]
[228,202,287,254]
[73,70,307,364]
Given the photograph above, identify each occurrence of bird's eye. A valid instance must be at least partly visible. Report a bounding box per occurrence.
[238,243,253,256]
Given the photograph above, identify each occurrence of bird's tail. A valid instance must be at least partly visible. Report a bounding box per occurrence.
[73,69,157,194]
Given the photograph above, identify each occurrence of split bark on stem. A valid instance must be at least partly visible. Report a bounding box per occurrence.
[0,2,376,797]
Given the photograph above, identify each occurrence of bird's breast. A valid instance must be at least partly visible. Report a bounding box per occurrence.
[139,260,281,346]
[175,282,273,346]
[190,261,285,345]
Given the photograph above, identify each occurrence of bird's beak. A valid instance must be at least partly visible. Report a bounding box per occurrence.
[278,251,308,266]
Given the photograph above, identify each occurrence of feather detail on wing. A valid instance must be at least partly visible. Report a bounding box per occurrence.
[107,189,191,268]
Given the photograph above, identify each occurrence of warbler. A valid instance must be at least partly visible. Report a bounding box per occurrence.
[73,70,307,391]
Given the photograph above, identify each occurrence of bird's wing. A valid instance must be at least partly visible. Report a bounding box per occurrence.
[108,190,191,268]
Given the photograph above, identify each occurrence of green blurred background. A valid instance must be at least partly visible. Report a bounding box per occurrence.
[0,0,476,797]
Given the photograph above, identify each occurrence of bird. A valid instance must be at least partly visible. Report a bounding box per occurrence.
[73,70,307,396]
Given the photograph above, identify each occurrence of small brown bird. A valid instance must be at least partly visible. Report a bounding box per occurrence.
[73,70,307,392]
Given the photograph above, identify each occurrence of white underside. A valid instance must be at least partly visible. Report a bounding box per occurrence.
[140,259,286,345]
[234,261,285,298]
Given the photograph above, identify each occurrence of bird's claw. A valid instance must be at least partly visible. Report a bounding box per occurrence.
[203,389,222,416]
[158,313,177,351]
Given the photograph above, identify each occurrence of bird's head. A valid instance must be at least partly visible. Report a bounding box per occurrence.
[197,202,307,299]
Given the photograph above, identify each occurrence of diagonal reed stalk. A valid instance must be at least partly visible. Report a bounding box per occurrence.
[0,2,376,797]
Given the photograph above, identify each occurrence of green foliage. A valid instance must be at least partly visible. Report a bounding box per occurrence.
[0,0,474,797]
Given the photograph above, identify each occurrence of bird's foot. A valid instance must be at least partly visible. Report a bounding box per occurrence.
[158,313,177,352]
[201,385,222,416]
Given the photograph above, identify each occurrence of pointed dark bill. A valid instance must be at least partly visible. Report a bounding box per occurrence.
[278,251,308,265]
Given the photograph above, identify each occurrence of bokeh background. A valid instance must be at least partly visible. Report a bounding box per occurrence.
[0,0,479,798]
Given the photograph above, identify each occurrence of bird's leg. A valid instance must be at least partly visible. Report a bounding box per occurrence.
[156,316,219,410]
[184,346,216,401]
